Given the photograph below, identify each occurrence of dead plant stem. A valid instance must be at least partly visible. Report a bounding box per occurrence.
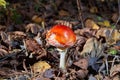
[76,0,84,28]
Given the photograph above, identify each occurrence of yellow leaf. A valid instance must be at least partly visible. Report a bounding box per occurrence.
[0,0,7,8]
[85,19,99,29]
[98,20,110,27]
[32,61,51,73]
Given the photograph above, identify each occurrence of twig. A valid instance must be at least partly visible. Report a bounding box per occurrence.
[111,55,120,67]
[110,0,120,37]
[23,59,28,72]
[76,0,84,28]
[105,58,109,75]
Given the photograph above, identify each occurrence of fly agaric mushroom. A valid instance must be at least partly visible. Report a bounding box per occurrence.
[46,25,76,70]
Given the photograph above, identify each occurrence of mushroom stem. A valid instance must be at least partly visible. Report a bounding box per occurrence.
[57,48,68,70]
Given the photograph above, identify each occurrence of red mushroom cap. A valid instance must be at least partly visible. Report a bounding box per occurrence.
[46,25,76,49]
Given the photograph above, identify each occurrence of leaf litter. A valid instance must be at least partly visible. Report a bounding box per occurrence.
[0,0,120,79]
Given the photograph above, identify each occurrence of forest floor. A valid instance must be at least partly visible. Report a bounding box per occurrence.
[0,0,120,80]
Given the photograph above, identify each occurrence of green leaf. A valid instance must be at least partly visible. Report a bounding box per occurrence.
[97,16,102,21]
[108,49,117,55]
[111,24,116,29]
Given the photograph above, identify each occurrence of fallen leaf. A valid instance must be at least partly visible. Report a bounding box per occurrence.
[108,48,118,55]
[80,38,103,57]
[111,13,118,22]
[74,28,96,38]
[76,69,88,79]
[0,48,8,57]
[96,28,120,44]
[75,36,86,51]
[97,20,110,27]
[32,15,44,23]
[114,46,120,50]
[43,69,55,78]
[88,75,97,80]
[110,64,120,77]
[8,31,26,40]
[111,29,120,44]
[32,61,51,73]
[94,74,104,80]
[59,10,70,16]
[31,73,50,80]
[103,76,112,80]
[85,19,100,29]
[0,0,7,8]
[24,38,46,59]
[26,23,42,34]
[112,75,120,80]
[73,58,88,70]
[90,7,98,13]
[0,31,8,42]
[0,25,6,31]
[54,77,66,80]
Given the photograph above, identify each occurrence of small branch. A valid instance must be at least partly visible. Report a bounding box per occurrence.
[23,59,28,72]
[76,0,84,28]
[110,0,120,37]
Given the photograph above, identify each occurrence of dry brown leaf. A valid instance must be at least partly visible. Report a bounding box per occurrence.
[111,29,120,44]
[90,7,98,13]
[110,64,120,77]
[0,25,6,31]
[0,48,8,57]
[54,77,66,80]
[112,75,120,80]
[85,19,100,29]
[76,69,88,79]
[80,38,103,57]
[96,28,110,38]
[1,31,26,42]
[74,28,96,38]
[24,38,46,59]
[26,23,41,34]
[32,61,51,73]
[8,31,26,40]
[95,74,104,80]
[59,10,70,16]
[73,58,88,70]
[0,31,8,42]
[76,36,86,45]
[96,28,120,44]
[114,46,120,50]
[11,31,26,36]
[32,15,44,23]
[75,36,86,51]
[32,77,50,80]
[111,13,118,22]
[32,76,50,80]
[103,76,112,80]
